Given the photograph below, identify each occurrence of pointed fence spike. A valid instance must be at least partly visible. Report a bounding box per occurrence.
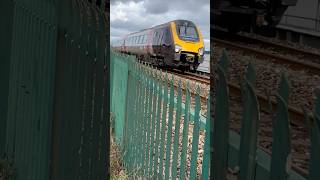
[270,72,290,180]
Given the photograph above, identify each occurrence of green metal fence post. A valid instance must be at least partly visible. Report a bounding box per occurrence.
[145,67,154,176]
[213,49,231,180]
[153,70,163,177]
[0,0,14,156]
[158,73,169,178]
[309,89,320,180]
[270,74,290,180]
[164,75,175,179]
[148,69,159,176]
[171,80,183,179]
[190,85,202,179]
[201,97,211,180]
[179,81,191,180]
[238,63,260,180]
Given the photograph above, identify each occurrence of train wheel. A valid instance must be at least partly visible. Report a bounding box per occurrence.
[189,65,197,73]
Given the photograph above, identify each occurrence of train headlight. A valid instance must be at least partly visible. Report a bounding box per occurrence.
[175,44,182,53]
[198,47,204,56]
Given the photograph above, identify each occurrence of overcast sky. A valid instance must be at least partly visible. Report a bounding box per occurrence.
[110,0,210,51]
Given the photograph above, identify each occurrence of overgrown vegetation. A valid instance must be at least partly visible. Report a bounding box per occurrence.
[110,137,129,180]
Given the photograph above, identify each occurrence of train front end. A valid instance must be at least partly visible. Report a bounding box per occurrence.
[171,20,205,71]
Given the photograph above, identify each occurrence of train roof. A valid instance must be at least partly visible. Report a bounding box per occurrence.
[120,19,198,39]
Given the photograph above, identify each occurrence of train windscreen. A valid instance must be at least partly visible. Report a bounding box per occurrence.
[176,24,199,42]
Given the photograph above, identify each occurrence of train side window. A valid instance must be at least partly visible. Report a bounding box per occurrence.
[164,28,170,44]
[153,32,158,45]
[158,30,164,45]
[143,35,146,43]
[156,31,161,45]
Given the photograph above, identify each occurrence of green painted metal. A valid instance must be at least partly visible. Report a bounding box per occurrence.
[110,54,129,143]
[0,0,14,156]
[148,70,159,176]
[238,63,260,180]
[270,74,291,180]
[213,49,230,180]
[1,0,109,179]
[190,86,202,179]
[153,70,163,177]
[201,97,211,180]
[309,89,320,180]
[164,76,175,179]
[171,80,182,179]
[110,49,318,180]
[158,73,169,178]
[179,81,191,180]
[111,53,210,179]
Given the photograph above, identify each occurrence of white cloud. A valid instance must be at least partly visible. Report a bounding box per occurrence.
[110,0,210,50]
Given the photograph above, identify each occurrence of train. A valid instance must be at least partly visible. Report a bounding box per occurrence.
[213,0,298,35]
[112,19,205,71]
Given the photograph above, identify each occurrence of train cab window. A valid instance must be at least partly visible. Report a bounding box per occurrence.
[176,25,199,42]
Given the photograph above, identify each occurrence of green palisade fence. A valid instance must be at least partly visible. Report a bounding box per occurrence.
[212,49,320,180]
[0,0,109,179]
[110,52,211,179]
[111,49,320,179]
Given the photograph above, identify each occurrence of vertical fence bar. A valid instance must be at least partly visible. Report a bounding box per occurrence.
[164,75,175,179]
[270,74,290,180]
[201,97,211,180]
[153,70,163,177]
[140,66,147,173]
[145,68,154,176]
[143,68,152,175]
[171,80,182,179]
[238,63,260,180]
[309,89,320,180]
[179,81,191,180]
[0,0,14,156]
[148,70,159,176]
[213,50,230,180]
[158,73,169,178]
[131,63,140,170]
[190,86,201,179]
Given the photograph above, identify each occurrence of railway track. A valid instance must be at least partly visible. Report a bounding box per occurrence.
[136,60,310,176]
[172,69,309,177]
[213,29,320,75]
[213,38,320,75]
[171,70,311,128]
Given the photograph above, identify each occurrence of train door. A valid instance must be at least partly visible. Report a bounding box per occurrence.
[161,26,173,64]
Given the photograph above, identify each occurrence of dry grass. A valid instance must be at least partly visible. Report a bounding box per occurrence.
[110,137,129,180]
